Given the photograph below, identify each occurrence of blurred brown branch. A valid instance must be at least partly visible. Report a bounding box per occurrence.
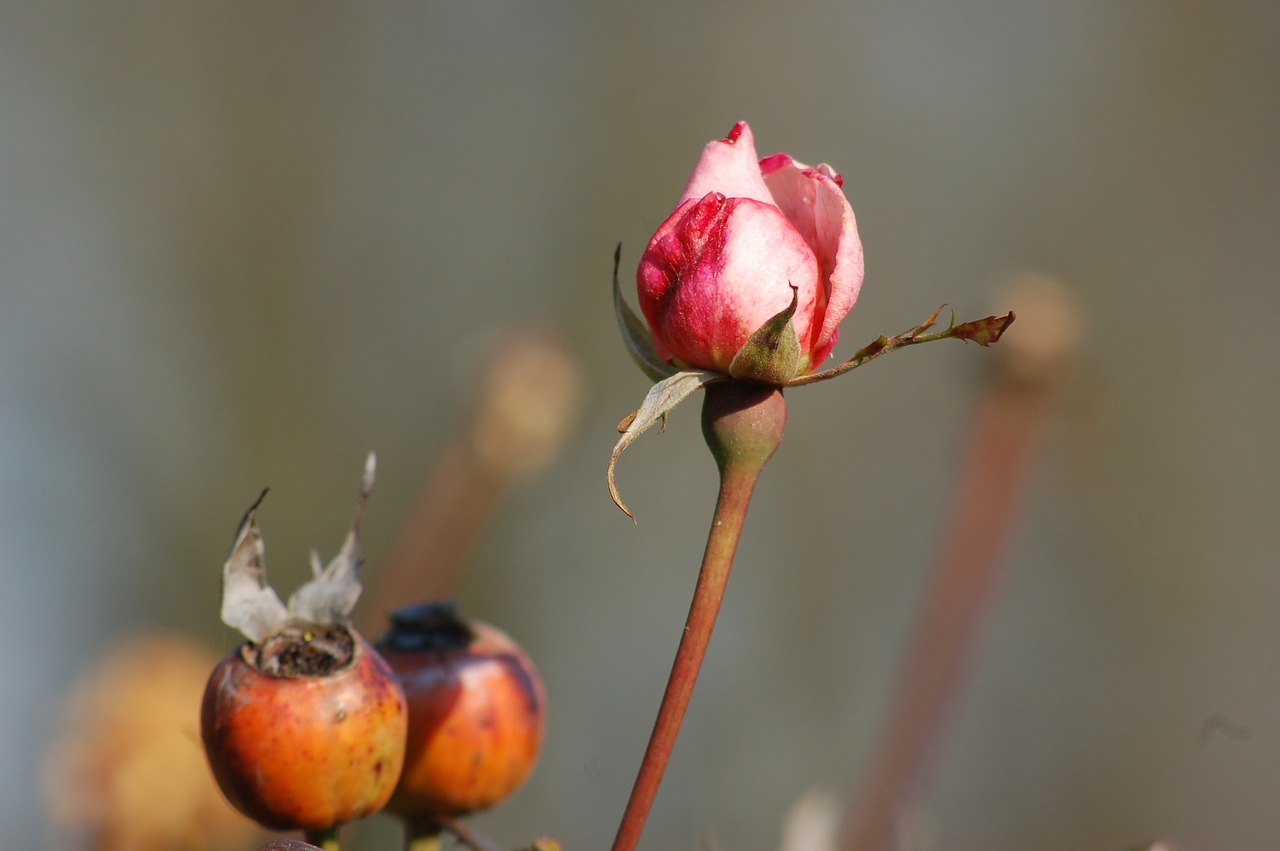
[359,329,584,634]
[842,277,1081,851]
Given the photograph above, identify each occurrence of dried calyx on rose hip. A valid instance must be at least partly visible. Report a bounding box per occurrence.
[201,455,408,837]
[376,601,546,828]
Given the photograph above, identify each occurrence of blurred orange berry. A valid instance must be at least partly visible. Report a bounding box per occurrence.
[42,631,262,851]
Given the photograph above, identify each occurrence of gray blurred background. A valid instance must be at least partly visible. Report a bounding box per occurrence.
[4,2,1278,849]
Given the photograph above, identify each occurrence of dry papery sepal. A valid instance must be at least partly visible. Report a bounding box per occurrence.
[221,453,375,657]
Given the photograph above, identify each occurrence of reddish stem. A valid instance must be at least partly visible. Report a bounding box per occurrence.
[610,381,786,851]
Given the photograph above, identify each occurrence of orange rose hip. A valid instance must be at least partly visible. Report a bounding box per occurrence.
[201,624,407,830]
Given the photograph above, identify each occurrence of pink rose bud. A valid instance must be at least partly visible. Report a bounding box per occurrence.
[637,122,864,382]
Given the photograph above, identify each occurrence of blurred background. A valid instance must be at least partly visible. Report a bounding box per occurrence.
[3,2,1278,849]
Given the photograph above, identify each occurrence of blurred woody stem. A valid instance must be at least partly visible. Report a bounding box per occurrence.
[404,817,500,851]
[439,815,505,851]
[361,436,509,628]
[841,281,1075,851]
[359,331,582,632]
[610,381,786,851]
[404,821,441,851]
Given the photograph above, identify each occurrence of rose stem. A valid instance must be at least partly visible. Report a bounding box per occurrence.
[841,280,1078,851]
[610,380,787,851]
[304,826,341,851]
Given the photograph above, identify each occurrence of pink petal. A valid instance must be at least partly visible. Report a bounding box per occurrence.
[676,122,774,210]
[637,193,819,372]
[762,159,864,365]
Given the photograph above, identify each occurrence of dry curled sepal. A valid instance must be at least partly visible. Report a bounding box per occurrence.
[221,488,288,644]
[607,368,722,520]
[287,453,376,624]
[786,307,1017,386]
[221,453,377,642]
[614,244,678,383]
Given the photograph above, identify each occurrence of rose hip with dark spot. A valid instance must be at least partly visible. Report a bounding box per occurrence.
[377,602,545,822]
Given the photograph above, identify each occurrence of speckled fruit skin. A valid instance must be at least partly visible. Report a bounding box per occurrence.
[382,621,545,819]
[201,630,408,831]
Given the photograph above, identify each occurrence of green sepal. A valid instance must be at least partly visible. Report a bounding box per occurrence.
[613,244,677,382]
[728,285,801,384]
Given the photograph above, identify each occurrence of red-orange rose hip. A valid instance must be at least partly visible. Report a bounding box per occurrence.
[377,602,546,821]
[201,624,407,831]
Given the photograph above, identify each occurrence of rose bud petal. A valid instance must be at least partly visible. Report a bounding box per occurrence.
[637,122,864,382]
[638,192,820,374]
